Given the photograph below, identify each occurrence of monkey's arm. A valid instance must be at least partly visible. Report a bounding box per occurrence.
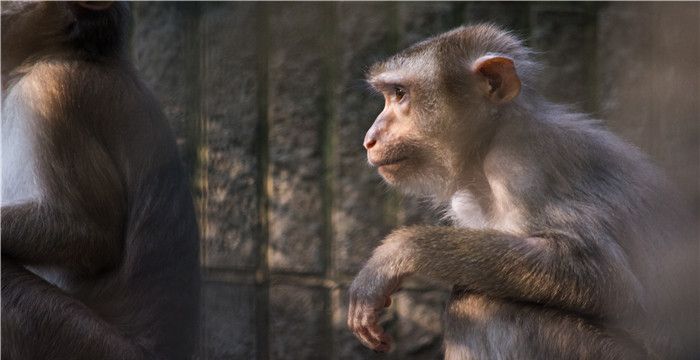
[348,225,644,350]
[1,257,150,359]
[1,201,124,273]
[356,225,643,315]
[1,95,127,273]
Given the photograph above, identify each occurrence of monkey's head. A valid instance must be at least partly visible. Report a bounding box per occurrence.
[364,24,536,197]
[1,1,129,74]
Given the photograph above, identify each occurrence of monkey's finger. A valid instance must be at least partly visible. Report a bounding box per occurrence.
[365,328,391,353]
[375,334,393,353]
[365,319,389,348]
[350,301,376,349]
[364,310,392,351]
[348,305,363,339]
[359,309,387,347]
[355,325,380,350]
[349,299,364,333]
[357,310,384,348]
[347,299,356,330]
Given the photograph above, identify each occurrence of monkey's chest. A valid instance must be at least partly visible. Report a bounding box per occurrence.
[1,94,43,205]
[449,190,489,229]
[449,190,525,234]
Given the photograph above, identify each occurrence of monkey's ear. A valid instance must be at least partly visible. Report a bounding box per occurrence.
[471,55,521,103]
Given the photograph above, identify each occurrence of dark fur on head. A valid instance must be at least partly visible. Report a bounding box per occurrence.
[1,2,130,77]
[65,2,130,57]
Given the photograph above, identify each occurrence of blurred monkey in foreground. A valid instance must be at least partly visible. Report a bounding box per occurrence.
[348,24,697,359]
[2,2,199,359]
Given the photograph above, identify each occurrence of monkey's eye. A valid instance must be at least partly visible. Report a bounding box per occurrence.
[393,86,406,102]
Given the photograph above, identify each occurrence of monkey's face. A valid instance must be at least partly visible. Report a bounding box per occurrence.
[364,71,454,195]
[364,40,522,196]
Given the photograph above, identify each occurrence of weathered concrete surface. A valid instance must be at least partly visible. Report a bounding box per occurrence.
[396,290,449,360]
[267,3,329,273]
[200,283,257,359]
[270,285,330,359]
[200,3,261,270]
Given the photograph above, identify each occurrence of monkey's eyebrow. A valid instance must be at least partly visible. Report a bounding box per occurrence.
[368,72,407,90]
[368,79,406,93]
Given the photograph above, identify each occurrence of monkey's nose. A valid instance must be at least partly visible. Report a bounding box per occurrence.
[364,138,377,150]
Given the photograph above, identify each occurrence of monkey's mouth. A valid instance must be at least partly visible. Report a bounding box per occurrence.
[372,156,408,168]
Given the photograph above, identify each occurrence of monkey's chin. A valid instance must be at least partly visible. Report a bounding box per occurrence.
[377,164,405,185]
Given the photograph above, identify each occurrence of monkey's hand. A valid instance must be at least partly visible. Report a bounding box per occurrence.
[347,242,404,352]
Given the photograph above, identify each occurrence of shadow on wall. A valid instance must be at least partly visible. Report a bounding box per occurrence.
[131,2,699,359]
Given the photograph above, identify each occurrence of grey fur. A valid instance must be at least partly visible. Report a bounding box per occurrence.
[349,24,697,359]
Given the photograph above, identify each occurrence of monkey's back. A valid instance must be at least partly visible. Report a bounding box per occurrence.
[103,64,201,359]
[491,103,696,355]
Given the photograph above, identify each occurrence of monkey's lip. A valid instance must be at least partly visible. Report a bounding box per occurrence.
[371,156,408,168]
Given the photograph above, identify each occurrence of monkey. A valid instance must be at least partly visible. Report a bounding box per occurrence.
[348,24,698,359]
[1,2,199,359]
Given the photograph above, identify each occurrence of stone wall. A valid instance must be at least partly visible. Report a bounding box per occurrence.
[130,2,699,359]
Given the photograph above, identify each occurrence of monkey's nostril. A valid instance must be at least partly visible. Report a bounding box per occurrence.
[365,139,377,150]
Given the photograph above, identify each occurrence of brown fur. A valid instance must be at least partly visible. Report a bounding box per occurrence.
[349,24,697,359]
[1,3,199,359]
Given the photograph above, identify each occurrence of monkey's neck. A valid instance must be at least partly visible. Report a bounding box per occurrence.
[454,165,493,215]
[445,105,527,215]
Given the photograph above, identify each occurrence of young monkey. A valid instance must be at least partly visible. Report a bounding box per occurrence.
[348,24,697,359]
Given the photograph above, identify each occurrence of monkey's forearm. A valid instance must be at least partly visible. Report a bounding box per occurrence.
[1,202,122,272]
[371,226,643,317]
[1,258,149,360]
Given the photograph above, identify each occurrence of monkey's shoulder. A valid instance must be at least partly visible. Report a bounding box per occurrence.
[486,115,656,188]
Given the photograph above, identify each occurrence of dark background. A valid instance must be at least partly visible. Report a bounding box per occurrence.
[129,2,699,359]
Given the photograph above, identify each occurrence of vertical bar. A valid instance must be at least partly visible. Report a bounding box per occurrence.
[266,3,327,274]
[266,3,333,359]
[255,3,271,360]
[200,3,261,270]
